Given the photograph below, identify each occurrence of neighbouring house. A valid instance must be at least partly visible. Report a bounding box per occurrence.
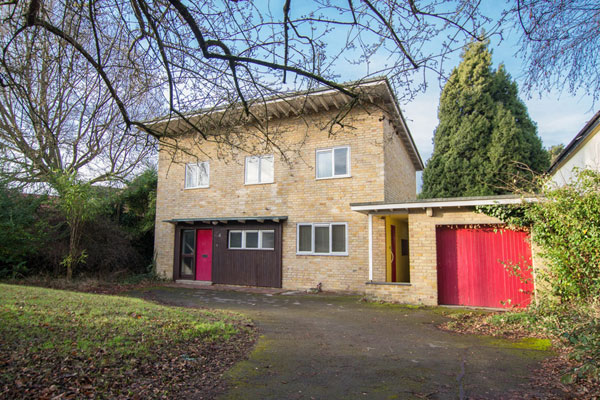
[153,77,538,308]
[548,109,600,185]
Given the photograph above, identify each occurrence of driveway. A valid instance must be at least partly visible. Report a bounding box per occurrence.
[137,287,555,399]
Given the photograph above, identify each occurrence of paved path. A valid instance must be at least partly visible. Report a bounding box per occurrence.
[138,287,555,399]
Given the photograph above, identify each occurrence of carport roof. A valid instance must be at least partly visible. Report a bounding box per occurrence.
[165,216,288,224]
[350,195,538,214]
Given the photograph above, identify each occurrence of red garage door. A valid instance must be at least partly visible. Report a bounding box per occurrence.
[436,225,534,308]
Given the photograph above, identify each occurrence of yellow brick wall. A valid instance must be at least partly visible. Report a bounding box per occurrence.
[367,208,504,305]
[383,117,417,202]
[154,105,413,292]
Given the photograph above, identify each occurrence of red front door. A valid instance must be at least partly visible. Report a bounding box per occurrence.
[195,229,213,281]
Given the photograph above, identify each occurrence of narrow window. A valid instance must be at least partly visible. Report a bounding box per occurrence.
[185,162,209,188]
[180,229,195,276]
[229,231,243,249]
[245,231,259,249]
[331,224,346,253]
[316,146,350,179]
[261,231,275,250]
[245,155,274,184]
[314,225,330,253]
[298,224,312,252]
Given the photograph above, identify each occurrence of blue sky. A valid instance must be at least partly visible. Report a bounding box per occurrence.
[269,0,598,165]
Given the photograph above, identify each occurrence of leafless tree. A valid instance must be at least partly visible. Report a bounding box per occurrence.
[0,5,155,189]
[1,0,503,150]
[510,0,600,102]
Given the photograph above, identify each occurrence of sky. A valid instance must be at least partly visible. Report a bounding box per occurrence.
[275,1,598,173]
[400,38,597,166]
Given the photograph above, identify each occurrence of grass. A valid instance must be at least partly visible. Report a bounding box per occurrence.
[0,283,255,398]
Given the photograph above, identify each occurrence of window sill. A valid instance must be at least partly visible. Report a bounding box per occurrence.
[296,252,349,257]
[244,181,275,186]
[228,248,275,251]
[315,175,351,181]
[184,185,209,190]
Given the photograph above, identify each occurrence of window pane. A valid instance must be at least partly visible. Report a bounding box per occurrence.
[198,162,209,187]
[260,156,274,183]
[182,230,195,255]
[314,226,330,253]
[181,257,193,276]
[261,231,275,249]
[229,231,242,248]
[316,150,332,178]
[332,224,346,253]
[245,231,259,248]
[298,225,312,252]
[246,157,259,183]
[185,164,198,188]
[334,148,348,176]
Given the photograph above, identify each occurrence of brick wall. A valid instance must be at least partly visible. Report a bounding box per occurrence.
[154,105,414,292]
[383,117,417,202]
[367,208,504,305]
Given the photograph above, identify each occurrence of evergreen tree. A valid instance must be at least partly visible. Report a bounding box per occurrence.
[420,41,549,198]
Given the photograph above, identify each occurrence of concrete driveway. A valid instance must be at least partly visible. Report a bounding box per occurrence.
[138,287,555,400]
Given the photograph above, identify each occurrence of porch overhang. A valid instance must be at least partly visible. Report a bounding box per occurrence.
[164,216,288,225]
[350,195,539,214]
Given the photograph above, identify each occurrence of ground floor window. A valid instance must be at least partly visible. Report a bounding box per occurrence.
[296,222,347,255]
[229,230,275,250]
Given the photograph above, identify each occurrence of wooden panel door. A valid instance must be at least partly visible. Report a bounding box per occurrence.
[195,229,213,281]
[436,226,533,308]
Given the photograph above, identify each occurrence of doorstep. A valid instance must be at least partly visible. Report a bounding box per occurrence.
[175,280,212,286]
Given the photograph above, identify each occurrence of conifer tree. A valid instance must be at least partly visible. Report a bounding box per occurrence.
[420,41,549,198]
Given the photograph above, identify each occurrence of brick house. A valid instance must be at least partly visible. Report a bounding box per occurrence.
[154,77,538,308]
[154,78,423,291]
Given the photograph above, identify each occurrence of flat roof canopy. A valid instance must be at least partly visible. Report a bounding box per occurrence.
[350,195,538,214]
[165,216,288,224]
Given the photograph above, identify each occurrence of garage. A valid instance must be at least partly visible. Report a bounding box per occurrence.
[436,225,534,308]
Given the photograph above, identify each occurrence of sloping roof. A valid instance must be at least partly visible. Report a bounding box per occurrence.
[151,77,424,170]
[548,109,600,175]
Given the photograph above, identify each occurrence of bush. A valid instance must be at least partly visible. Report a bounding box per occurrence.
[0,184,49,278]
[479,169,600,383]
[529,169,600,301]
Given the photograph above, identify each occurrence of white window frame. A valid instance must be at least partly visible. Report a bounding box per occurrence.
[245,155,275,185]
[315,146,351,180]
[184,162,210,189]
[296,222,348,256]
[228,229,275,250]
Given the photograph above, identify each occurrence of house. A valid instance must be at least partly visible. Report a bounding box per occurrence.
[153,77,538,308]
[154,78,423,292]
[548,109,600,185]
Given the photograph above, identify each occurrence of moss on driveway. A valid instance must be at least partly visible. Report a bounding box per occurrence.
[138,287,558,399]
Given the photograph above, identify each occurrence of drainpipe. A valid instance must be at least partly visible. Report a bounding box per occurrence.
[368,213,373,281]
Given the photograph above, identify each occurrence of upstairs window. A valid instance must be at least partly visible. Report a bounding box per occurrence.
[185,162,209,189]
[245,155,274,184]
[316,146,350,179]
[297,222,348,255]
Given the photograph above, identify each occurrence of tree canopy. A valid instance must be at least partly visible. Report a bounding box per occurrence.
[420,41,549,198]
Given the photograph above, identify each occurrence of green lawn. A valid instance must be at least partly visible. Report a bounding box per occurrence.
[0,284,255,398]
